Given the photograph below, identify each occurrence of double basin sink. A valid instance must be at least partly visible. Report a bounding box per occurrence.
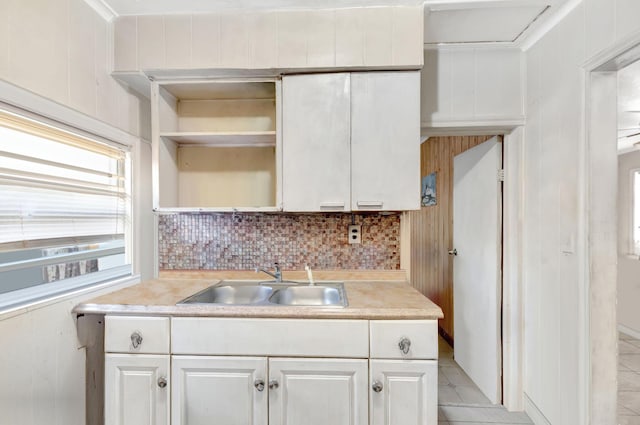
[178,280,348,307]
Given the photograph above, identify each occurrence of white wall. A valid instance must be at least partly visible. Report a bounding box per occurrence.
[421,47,524,129]
[0,1,151,424]
[523,0,640,424]
[0,280,137,425]
[618,150,640,335]
[0,0,143,137]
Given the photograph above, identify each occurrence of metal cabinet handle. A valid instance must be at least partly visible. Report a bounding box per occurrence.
[398,337,411,354]
[268,379,279,390]
[372,381,383,393]
[131,331,143,349]
[254,380,265,392]
[448,249,457,256]
[157,377,167,388]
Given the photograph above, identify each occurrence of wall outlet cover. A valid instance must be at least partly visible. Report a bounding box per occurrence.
[348,224,362,244]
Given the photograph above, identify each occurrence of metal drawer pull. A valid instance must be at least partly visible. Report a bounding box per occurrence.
[372,381,383,393]
[130,331,143,349]
[268,379,279,390]
[356,201,383,208]
[398,337,411,354]
[254,380,265,392]
[448,249,457,256]
[319,202,345,210]
[157,377,167,388]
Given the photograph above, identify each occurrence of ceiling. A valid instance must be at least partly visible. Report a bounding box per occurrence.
[618,59,640,153]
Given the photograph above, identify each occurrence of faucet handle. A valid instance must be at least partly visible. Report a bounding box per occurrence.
[274,262,280,271]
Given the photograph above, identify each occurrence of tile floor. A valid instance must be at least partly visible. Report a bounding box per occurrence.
[619,332,640,425]
[438,336,533,425]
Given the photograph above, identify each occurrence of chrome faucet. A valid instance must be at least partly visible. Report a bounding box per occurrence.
[256,262,282,282]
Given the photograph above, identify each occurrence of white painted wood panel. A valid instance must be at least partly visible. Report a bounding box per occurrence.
[171,318,369,357]
[277,11,308,68]
[138,15,165,70]
[248,12,278,68]
[105,316,170,354]
[165,15,192,69]
[335,8,364,67]
[363,8,393,66]
[191,14,220,68]
[105,354,170,425]
[370,320,438,360]
[220,13,249,68]
[351,71,421,211]
[269,358,368,425]
[114,16,138,72]
[111,7,423,73]
[172,356,267,425]
[370,360,437,425]
[282,73,351,212]
[69,0,97,117]
[421,47,524,129]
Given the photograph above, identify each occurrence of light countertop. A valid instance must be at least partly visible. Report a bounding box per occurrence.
[73,270,443,320]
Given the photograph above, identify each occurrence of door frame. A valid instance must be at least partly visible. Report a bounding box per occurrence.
[580,31,640,424]
[418,127,525,411]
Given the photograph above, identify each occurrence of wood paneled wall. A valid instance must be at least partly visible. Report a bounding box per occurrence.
[407,135,494,340]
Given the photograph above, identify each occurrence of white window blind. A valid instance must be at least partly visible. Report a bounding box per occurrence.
[0,109,132,303]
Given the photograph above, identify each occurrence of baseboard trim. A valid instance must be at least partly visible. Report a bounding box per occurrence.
[619,324,640,340]
[524,393,552,425]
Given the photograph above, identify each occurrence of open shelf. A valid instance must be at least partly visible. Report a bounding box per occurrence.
[159,131,276,147]
[152,79,281,210]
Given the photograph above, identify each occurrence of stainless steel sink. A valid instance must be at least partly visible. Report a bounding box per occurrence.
[178,283,273,305]
[268,285,345,306]
[178,280,347,307]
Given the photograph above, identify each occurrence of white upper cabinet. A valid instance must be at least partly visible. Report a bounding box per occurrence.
[351,71,420,211]
[282,73,351,212]
[282,71,420,212]
[151,79,281,211]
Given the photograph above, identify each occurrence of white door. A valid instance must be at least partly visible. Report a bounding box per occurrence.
[282,73,351,212]
[171,356,268,425]
[452,137,502,404]
[269,358,368,425]
[350,71,421,211]
[369,359,437,425]
[105,354,170,425]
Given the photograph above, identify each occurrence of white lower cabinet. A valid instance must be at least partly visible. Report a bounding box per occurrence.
[105,354,170,425]
[104,316,438,425]
[370,360,438,425]
[172,356,268,425]
[269,358,368,425]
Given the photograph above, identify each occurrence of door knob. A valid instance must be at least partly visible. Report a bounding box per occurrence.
[448,249,457,256]
[268,379,279,390]
[254,379,265,392]
[372,381,383,393]
[157,377,167,388]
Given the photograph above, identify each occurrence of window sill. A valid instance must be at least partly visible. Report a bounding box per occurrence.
[0,273,140,322]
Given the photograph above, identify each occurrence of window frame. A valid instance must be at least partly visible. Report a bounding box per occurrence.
[0,102,135,314]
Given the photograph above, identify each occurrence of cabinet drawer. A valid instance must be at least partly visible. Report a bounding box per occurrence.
[172,318,369,357]
[105,316,170,354]
[370,320,437,359]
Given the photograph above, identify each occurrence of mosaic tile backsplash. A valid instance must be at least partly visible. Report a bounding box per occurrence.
[158,213,401,270]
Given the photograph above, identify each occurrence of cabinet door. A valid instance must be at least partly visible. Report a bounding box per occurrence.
[269,358,368,425]
[282,73,351,212]
[370,359,438,425]
[351,71,421,211]
[105,354,169,425]
[172,356,268,425]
